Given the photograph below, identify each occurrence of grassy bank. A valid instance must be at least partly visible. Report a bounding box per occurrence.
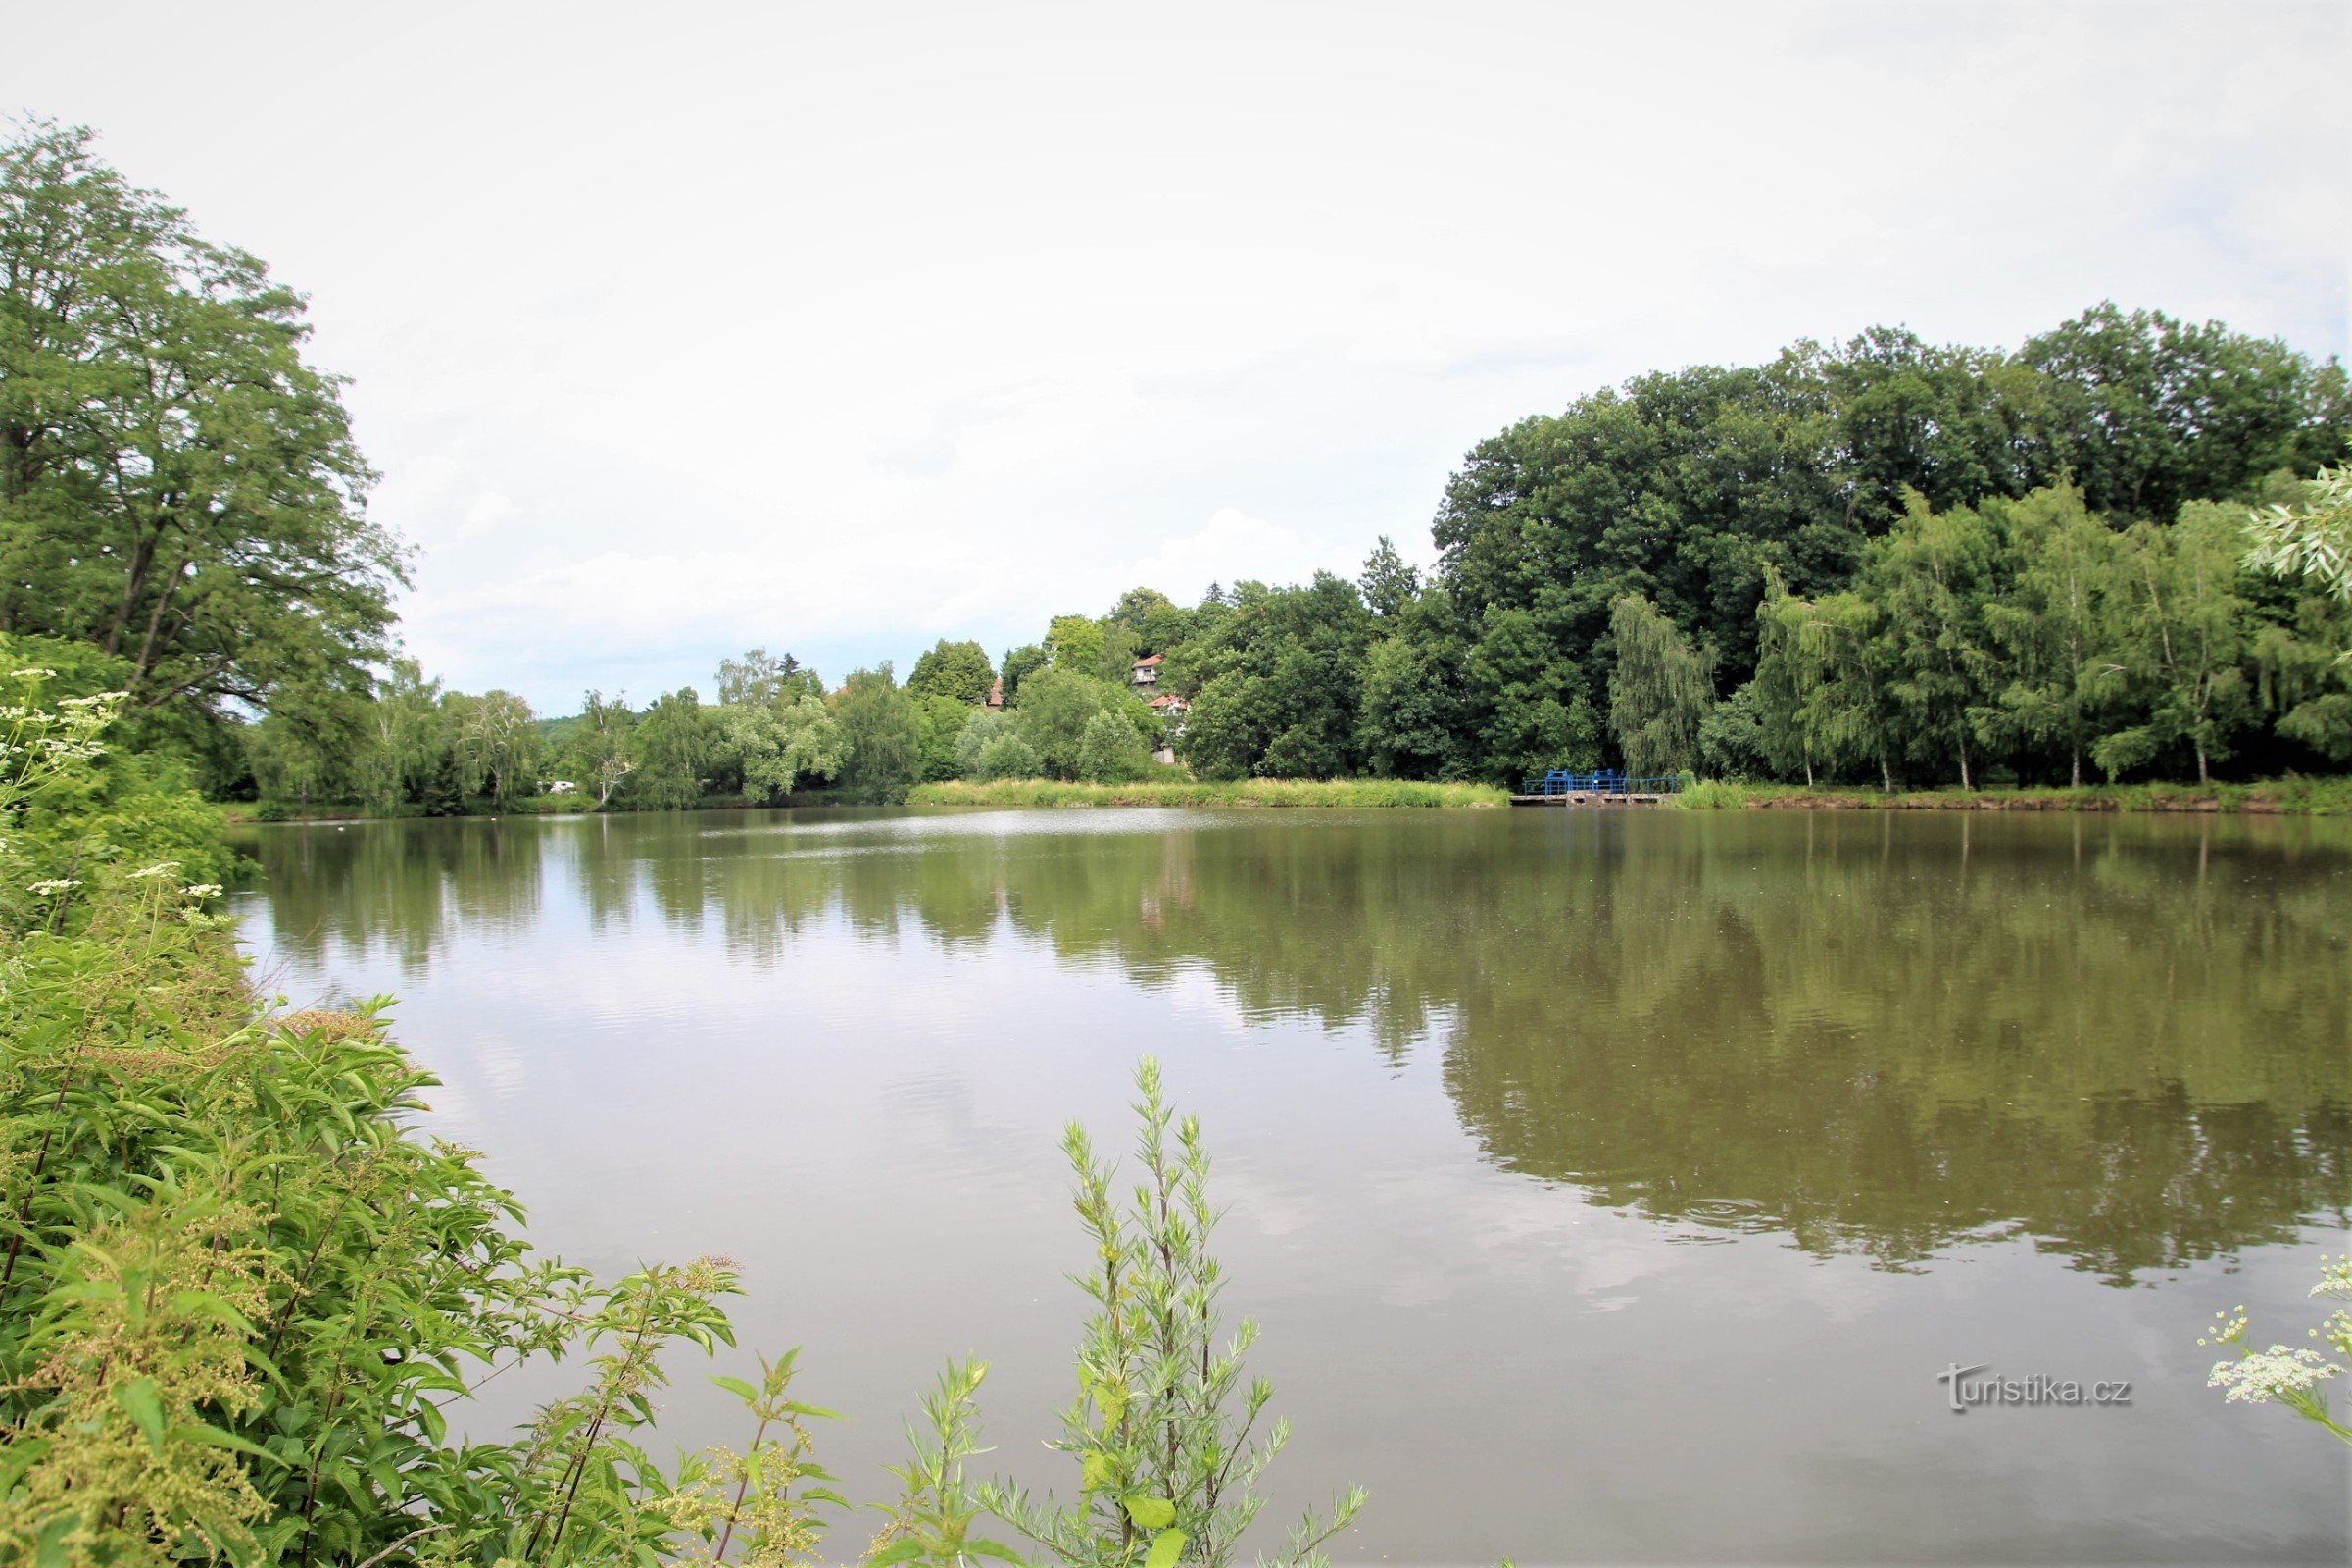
[907,777,1509,808]
[1673,777,2352,815]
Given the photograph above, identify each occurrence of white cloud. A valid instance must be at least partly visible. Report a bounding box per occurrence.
[9,0,2345,710]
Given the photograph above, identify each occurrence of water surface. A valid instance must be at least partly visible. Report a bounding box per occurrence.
[231,808,2352,1564]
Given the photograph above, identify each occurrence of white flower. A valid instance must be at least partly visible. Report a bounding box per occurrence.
[25,878,80,895]
[126,861,182,880]
[182,883,223,899]
[2208,1346,2343,1404]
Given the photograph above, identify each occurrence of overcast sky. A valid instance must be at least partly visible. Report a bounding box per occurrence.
[8,2,2347,712]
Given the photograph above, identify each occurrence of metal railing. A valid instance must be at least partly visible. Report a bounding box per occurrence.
[1519,769,1689,796]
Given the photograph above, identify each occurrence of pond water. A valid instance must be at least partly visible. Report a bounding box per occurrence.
[228,807,2352,1565]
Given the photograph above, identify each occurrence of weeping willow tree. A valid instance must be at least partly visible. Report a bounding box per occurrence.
[1608,594,1714,776]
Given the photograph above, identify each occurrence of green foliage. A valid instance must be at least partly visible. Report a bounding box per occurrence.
[1000,644,1049,705]
[1046,615,1107,675]
[907,640,996,706]
[722,695,847,803]
[834,665,924,801]
[631,688,712,809]
[1697,683,1771,782]
[450,689,542,809]
[2091,508,2255,784]
[2245,462,2352,606]
[0,122,405,736]
[2,688,1371,1567]
[973,728,1046,783]
[1978,485,2127,787]
[1865,495,1998,788]
[0,651,231,919]
[1076,710,1153,785]
[1176,576,1374,781]
[1013,669,1144,781]
[563,687,639,807]
[980,1059,1365,1568]
[715,648,822,708]
[908,778,1506,808]
[1607,596,1712,777]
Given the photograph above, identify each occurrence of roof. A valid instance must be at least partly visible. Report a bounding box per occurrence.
[1150,693,1189,709]
[1133,653,1164,668]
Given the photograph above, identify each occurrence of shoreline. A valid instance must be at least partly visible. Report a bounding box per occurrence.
[1677,779,2352,815]
[218,775,2352,823]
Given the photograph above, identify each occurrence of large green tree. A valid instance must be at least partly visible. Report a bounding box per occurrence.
[1606,595,1712,778]
[0,123,403,728]
[905,639,994,706]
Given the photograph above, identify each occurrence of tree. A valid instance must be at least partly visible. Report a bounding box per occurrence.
[1010,667,1122,779]
[1980,485,2127,787]
[1044,614,1105,674]
[245,710,341,810]
[714,648,819,707]
[451,690,540,809]
[2094,508,2255,784]
[1467,606,1590,783]
[972,727,1043,781]
[565,688,638,807]
[911,692,971,781]
[905,640,994,706]
[1748,567,1820,785]
[954,710,1014,777]
[1356,619,1463,779]
[720,694,843,801]
[1698,683,1772,781]
[360,658,445,813]
[1075,710,1152,783]
[833,665,922,799]
[1359,535,1421,619]
[630,688,710,808]
[999,643,1048,704]
[2020,303,2348,522]
[0,122,404,728]
[1867,495,1999,788]
[1607,595,1712,777]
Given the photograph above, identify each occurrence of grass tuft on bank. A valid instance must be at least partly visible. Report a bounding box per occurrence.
[1672,777,2352,815]
[907,777,1509,808]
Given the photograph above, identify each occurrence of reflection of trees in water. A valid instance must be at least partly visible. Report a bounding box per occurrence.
[242,810,2352,1279]
[238,819,546,977]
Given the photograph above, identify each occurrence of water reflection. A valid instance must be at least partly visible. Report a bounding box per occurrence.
[237,808,2352,1285]
[230,807,2352,1563]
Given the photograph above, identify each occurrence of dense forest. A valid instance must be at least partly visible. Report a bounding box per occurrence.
[5,122,2349,814]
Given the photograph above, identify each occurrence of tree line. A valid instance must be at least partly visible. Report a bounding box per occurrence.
[7,122,2349,809]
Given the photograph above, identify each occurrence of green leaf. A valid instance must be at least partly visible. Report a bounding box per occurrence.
[1123,1495,1176,1530]
[114,1378,166,1451]
[963,1539,1028,1564]
[710,1374,760,1403]
[864,1541,924,1567]
[1144,1527,1187,1568]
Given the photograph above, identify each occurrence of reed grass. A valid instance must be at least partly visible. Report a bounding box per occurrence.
[1672,777,2352,814]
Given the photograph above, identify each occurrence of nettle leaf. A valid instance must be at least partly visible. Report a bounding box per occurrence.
[1144,1527,1188,1568]
[114,1377,166,1451]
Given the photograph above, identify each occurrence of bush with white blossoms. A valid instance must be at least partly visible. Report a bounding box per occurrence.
[2201,1255,2352,1446]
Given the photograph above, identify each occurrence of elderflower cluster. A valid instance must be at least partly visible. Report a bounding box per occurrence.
[2209,1346,2343,1405]
[26,878,80,895]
